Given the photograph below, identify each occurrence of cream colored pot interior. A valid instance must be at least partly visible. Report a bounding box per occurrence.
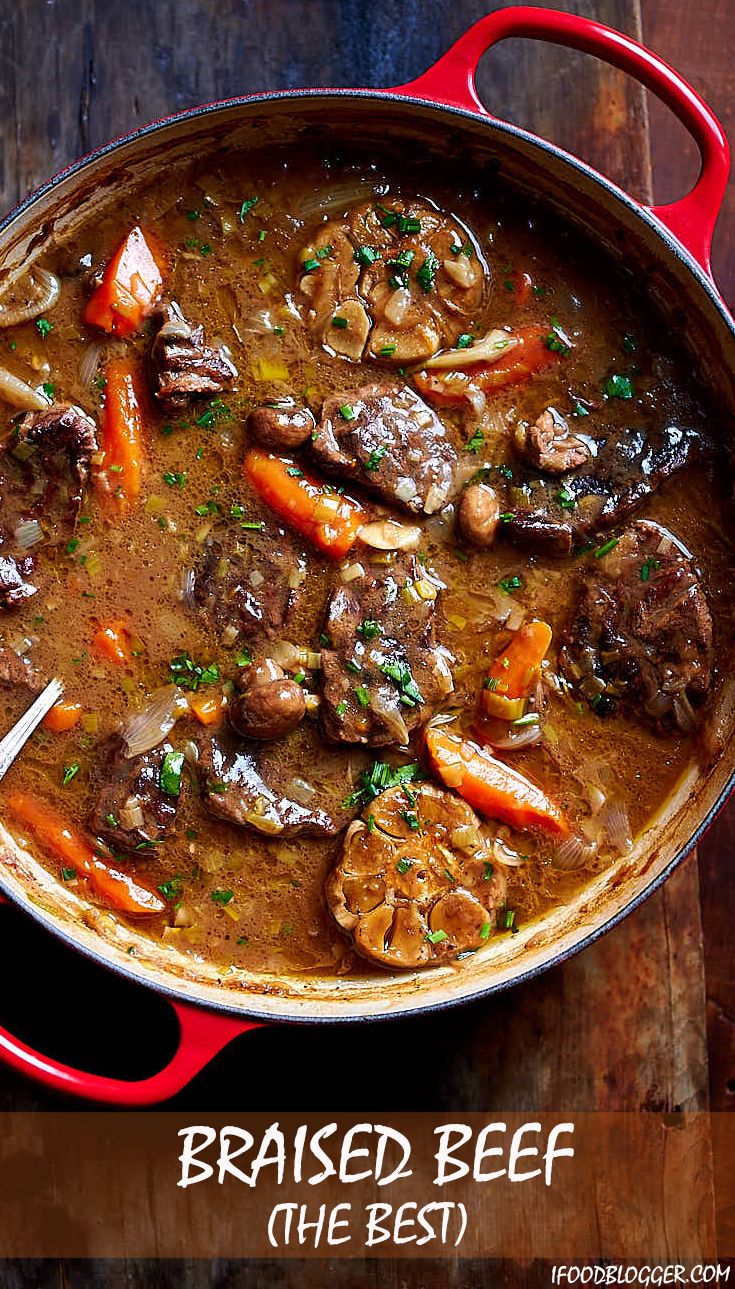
[1,95,733,1022]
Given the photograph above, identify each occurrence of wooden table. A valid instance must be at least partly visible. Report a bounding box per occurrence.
[0,1,732,1283]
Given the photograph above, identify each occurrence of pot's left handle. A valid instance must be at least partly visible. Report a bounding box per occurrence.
[0,993,258,1105]
[391,6,730,279]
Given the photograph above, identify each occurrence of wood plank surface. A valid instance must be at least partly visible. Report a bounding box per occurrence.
[0,0,728,1283]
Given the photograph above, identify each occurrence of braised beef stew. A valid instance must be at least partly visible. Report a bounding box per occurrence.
[0,146,731,979]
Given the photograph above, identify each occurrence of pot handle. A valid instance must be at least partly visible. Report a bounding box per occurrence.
[0,990,258,1105]
[392,6,730,278]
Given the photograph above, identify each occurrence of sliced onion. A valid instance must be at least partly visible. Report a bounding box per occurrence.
[78,342,102,387]
[492,836,528,867]
[478,716,542,752]
[121,685,188,758]
[296,180,372,220]
[340,561,365,584]
[370,691,409,745]
[600,796,633,855]
[554,832,598,871]
[358,519,421,551]
[422,328,515,371]
[673,691,697,734]
[0,267,60,328]
[290,776,316,804]
[0,366,52,411]
[394,477,418,505]
[14,519,44,549]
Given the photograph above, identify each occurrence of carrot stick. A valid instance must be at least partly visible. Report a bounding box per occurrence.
[84,225,165,336]
[5,792,165,917]
[92,620,133,666]
[426,727,569,838]
[96,359,145,511]
[414,325,559,407]
[480,620,553,721]
[244,449,366,558]
[41,700,83,732]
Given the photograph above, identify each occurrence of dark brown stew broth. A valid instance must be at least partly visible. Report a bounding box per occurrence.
[0,145,731,979]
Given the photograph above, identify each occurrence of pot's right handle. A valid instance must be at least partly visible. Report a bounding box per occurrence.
[392,6,730,279]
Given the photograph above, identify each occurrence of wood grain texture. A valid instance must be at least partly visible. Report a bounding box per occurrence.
[0,0,726,1282]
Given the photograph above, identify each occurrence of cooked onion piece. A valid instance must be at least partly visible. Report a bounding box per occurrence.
[121,685,189,757]
[0,366,52,411]
[0,267,60,328]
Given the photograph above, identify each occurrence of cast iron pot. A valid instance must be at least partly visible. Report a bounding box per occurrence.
[0,7,732,1103]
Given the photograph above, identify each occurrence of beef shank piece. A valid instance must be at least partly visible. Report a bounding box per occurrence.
[320,552,453,747]
[298,198,485,365]
[190,521,305,649]
[559,520,713,731]
[313,383,459,514]
[505,423,710,556]
[513,407,593,474]
[11,403,98,512]
[0,646,45,690]
[326,782,507,970]
[197,729,340,839]
[89,738,181,852]
[150,303,237,411]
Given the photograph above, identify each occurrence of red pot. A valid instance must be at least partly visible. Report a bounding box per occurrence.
[0,6,732,1104]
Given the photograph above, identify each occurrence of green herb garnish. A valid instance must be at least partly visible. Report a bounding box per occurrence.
[160,749,185,798]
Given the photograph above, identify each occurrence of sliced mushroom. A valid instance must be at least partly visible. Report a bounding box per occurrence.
[325,299,371,360]
[326,782,507,970]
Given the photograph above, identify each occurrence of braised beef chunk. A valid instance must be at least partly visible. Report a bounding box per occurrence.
[0,552,36,607]
[514,407,593,474]
[505,424,710,556]
[320,553,453,747]
[89,739,181,852]
[559,520,713,731]
[12,404,98,510]
[150,303,237,411]
[190,521,305,647]
[198,731,338,838]
[312,384,459,514]
[247,402,315,451]
[0,647,45,690]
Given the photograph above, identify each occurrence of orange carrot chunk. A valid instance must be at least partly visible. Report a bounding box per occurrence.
[244,449,366,558]
[414,324,559,408]
[92,620,133,667]
[5,792,165,917]
[187,689,227,726]
[480,620,553,721]
[41,700,83,732]
[95,358,145,511]
[84,225,164,336]
[426,727,569,838]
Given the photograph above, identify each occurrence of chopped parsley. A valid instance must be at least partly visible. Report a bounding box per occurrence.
[62,762,80,786]
[464,427,485,454]
[36,317,53,338]
[479,921,492,941]
[425,928,448,945]
[302,258,321,273]
[398,215,421,234]
[483,861,495,881]
[396,857,414,875]
[622,332,637,354]
[61,867,77,882]
[339,403,356,421]
[416,252,440,293]
[593,537,619,559]
[194,499,219,516]
[158,877,184,901]
[355,685,371,708]
[512,713,540,728]
[545,317,572,355]
[238,197,259,221]
[456,333,473,349]
[169,652,219,691]
[400,809,420,831]
[235,647,253,667]
[354,245,381,267]
[365,446,386,471]
[332,315,349,329]
[335,701,348,717]
[641,557,661,582]
[160,749,185,797]
[378,343,396,357]
[482,677,500,691]
[498,575,522,593]
[357,619,381,640]
[42,382,55,398]
[341,760,424,810]
[554,485,576,511]
[196,399,231,428]
[66,539,79,554]
[286,466,304,478]
[163,470,187,488]
[603,373,634,400]
[378,658,423,707]
[211,889,234,905]
[389,249,415,270]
